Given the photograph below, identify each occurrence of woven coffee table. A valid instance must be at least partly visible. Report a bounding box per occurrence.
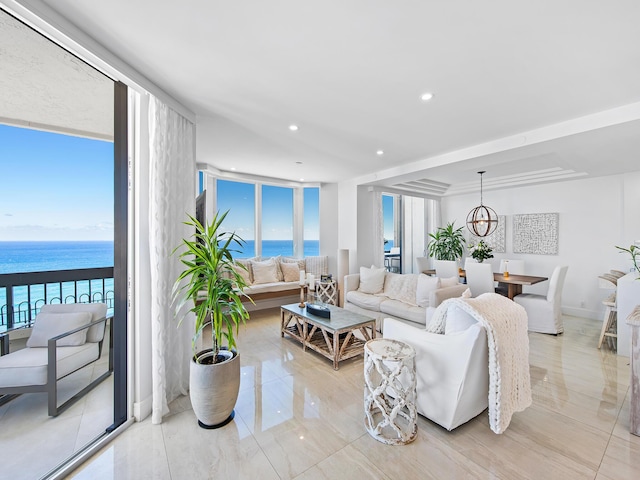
[280,303,376,370]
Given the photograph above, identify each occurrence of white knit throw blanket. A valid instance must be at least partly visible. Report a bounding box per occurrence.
[427,293,532,434]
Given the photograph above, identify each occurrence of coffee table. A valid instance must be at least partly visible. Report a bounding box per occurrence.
[280,303,376,370]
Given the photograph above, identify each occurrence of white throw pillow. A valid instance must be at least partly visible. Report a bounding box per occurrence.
[27,312,92,347]
[445,305,478,334]
[280,261,301,282]
[233,259,252,285]
[439,275,460,288]
[251,258,280,284]
[416,274,441,307]
[358,265,386,294]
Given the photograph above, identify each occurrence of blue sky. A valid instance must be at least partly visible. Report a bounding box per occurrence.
[217,179,319,241]
[0,124,114,241]
[383,194,394,241]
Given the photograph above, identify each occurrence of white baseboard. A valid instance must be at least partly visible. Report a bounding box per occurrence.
[133,395,152,422]
[562,306,600,321]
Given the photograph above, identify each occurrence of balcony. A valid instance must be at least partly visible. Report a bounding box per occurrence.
[0,267,114,333]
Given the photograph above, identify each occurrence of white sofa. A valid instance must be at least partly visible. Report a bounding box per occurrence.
[344,269,468,331]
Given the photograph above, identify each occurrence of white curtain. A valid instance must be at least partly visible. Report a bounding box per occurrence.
[148,95,195,424]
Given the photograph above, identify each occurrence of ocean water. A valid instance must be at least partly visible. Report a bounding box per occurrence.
[0,241,115,329]
[0,241,114,274]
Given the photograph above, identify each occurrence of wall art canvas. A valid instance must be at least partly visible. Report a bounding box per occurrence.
[513,213,559,255]
[469,215,506,253]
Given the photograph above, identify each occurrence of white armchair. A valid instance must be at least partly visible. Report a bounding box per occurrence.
[514,265,568,334]
[383,316,489,430]
[0,303,111,416]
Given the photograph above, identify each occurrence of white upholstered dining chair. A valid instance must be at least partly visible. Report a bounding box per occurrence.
[465,263,495,297]
[434,260,459,280]
[514,265,568,334]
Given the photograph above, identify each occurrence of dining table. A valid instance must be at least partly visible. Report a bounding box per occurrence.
[422,269,548,300]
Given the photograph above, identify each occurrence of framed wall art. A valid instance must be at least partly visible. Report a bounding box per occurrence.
[513,213,559,255]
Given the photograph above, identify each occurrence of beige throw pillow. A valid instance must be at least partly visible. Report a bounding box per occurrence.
[251,258,280,284]
[358,265,386,294]
[280,261,301,282]
[439,275,460,288]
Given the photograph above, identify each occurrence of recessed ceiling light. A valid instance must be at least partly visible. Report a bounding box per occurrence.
[289,125,299,131]
[376,150,384,156]
[420,92,434,101]
[230,167,236,171]
[300,178,304,181]
[296,161,303,165]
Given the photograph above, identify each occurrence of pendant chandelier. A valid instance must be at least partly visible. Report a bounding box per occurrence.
[466,171,498,237]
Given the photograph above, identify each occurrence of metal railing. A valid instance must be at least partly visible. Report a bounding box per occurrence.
[0,267,114,331]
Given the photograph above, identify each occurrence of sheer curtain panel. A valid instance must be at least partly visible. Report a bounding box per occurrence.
[148,95,195,424]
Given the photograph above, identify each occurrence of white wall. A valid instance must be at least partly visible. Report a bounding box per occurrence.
[441,172,640,319]
[319,182,339,275]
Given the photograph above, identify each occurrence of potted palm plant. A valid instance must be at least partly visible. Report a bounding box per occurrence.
[427,222,466,261]
[172,210,250,429]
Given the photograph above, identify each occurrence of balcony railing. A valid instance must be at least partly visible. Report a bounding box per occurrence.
[0,267,114,332]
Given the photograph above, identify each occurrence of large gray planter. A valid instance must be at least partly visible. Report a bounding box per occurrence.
[189,348,240,429]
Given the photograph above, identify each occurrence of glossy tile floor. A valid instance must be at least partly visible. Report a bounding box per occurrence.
[71,309,640,480]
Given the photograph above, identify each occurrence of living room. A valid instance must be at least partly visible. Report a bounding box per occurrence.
[2,1,640,479]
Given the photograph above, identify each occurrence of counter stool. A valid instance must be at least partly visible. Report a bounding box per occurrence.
[598,292,617,350]
[364,338,417,445]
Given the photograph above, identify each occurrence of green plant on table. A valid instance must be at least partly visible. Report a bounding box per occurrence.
[469,240,494,263]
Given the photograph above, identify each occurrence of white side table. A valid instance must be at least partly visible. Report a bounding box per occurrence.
[314,280,338,306]
[364,338,417,445]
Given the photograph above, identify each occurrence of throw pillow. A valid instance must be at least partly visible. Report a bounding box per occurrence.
[416,274,441,307]
[461,288,472,298]
[234,259,253,285]
[280,261,301,282]
[251,258,280,284]
[445,305,478,334]
[27,311,92,347]
[280,256,306,271]
[358,265,386,294]
[439,275,460,288]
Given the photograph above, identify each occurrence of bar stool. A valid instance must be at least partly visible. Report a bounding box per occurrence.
[598,291,617,349]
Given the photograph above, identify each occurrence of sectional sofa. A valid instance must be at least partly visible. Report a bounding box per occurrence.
[343,266,468,331]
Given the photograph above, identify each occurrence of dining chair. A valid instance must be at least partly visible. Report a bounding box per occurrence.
[514,265,569,334]
[465,263,495,297]
[434,259,459,280]
[496,259,525,296]
[415,256,430,274]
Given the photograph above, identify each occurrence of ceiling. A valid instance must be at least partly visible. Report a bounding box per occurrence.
[0,8,113,140]
[11,1,640,195]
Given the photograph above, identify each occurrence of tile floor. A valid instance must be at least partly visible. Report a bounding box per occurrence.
[69,309,640,480]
